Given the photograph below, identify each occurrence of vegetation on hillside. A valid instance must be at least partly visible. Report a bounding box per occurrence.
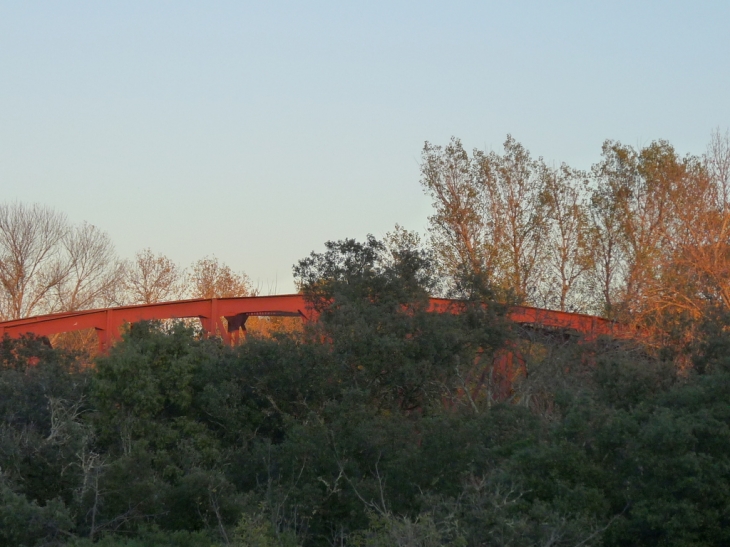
[2,235,730,547]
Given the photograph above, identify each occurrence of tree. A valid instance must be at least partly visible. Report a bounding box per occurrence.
[420,138,498,286]
[294,236,509,411]
[0,203,125,322]
[124,249,185,304]
[585,140,693,321]
[46,223,127,354]
[421,136,549,305]
[475,135,549,304]
[0,202,69,319]
[663,130,730,314]
[54,222,127,312]
[189,256,253,299]
[0,335,89,544]
[586,169,628,319]
[539,164,592,312]
[620,141,685,320]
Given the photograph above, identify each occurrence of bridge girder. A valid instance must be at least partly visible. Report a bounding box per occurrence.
[0,294,639,353]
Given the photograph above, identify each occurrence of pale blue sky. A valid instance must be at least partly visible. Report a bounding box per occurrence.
[1,1,728,292]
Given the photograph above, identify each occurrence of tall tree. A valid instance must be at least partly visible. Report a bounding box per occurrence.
[421,136,549,304]
[474,135,549,303]
[587,140,703,322]
[124,249,184,304]
[656,130,730,319]
[587,152,631,318]
[189,256,253,299]
[420,138,498,284]
[53,222,126,312]
[622,141,682,318]
[539,164,592,312]
[0,203,70,319]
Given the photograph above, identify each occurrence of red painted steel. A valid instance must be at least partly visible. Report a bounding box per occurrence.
[0,295,309,352]
[0,294,639,352]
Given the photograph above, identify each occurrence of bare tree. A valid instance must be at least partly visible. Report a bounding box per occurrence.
[53,222,126,312]
[0,203,70,319]
[124,249,184,304]
[706,128,730,209]
[189,256,253,299]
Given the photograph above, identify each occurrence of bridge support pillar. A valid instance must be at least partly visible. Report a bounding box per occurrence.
[200,299,232,344]
[225,313,248,344]
[95,308,123,353]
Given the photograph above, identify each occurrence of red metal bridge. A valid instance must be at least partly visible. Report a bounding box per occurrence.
[0,294,638,352]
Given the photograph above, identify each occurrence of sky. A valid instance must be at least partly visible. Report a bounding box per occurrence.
[1,1,729,293]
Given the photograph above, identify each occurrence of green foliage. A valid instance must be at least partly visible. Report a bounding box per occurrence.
[0,480,73,547]
[0,333,88,542]
[6,237,730,545]
[234,513,299,547]
[294,236,509,412]
[591,341,677,409]
[85,322,239,537]
[92,321,208,442]
[349,512,464,547]
[67,527,219,547]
